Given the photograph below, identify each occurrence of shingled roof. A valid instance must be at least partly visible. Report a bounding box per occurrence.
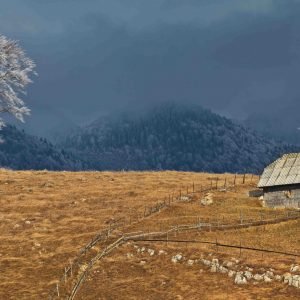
[258,153,300,188]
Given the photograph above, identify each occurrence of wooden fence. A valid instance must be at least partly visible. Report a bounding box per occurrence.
[48,174,279,299]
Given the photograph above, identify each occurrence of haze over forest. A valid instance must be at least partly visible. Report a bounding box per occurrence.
[1,0,300,145]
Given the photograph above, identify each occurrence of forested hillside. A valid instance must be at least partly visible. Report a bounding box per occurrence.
[0,125,84,170]
[62,104,297,173]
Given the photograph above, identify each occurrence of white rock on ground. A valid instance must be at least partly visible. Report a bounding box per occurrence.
[171,254,183,263]
[228,270,236,278]
[219,266,228,274]
[180,196,191,202]
[291,275,300,288]
[265,271,274,278]
[253,274,264,281]
[244,271,253,280]
[234,272,247,285]
[187,260,194,266]
[147,249,155,256]
[158,250,167,255]
[263,275,272,283]
[200,193,213,206]
[291,265,300,273]
[201,259,211,266]
[223,261,234,268]
[210,264,218,273]
[283,273,293,285]
[275,275,282,281]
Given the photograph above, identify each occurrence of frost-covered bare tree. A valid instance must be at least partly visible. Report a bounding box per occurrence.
[0,34,36,128]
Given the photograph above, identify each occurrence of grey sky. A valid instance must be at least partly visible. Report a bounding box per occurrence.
[1,0,300,138]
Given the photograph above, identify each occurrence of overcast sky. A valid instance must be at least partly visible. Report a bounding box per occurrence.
[1,0,300,137]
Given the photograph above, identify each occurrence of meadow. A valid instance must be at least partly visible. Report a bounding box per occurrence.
[0,170,299,299]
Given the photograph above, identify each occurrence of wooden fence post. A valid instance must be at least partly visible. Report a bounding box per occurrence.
[166,231,169,247]
[243,174,246,184]
[193,182,195,193]
[56,283,59,298]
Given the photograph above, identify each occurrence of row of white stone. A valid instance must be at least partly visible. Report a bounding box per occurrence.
[128,243,300,289]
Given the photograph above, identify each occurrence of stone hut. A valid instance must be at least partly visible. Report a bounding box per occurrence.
[258,153,300,209]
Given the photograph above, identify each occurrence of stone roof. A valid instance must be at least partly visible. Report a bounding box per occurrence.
[258,153,300,188]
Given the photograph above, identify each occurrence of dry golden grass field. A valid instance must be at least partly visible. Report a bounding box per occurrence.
[0,170,299,299]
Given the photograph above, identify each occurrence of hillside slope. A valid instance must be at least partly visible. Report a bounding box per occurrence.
[62,104,297,173]
[0,125,84,170]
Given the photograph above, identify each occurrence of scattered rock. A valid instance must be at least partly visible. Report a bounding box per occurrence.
[275,275,282,281]
[140,260,146,265]
[244,271,253,280]
[201,259,211,267]
[291,275,300,288]
[158,250,167,255]
[219,266,228,274]
[234,272,247,285]
[291,265,300,273]
[253,274,264,281]
[223,261,234,268]
[263,275,272,283]
[147,249,155,256]
[231,258,240,264]
[201,193,213,206]
[13,224,21,229]
[25,220,31,225]
[283,273,292,285]
[265,271,274,278]
[228,270,236,278]
[172,254,183,263]
[126,253,134,259]
[210,264,218,273]
[187,260,194,266]
[179,196,191,202]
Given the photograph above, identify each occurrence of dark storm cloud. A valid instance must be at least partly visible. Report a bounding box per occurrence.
[1,0,300,136]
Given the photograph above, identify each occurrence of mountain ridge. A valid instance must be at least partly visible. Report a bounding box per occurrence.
[61,103,298,173]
